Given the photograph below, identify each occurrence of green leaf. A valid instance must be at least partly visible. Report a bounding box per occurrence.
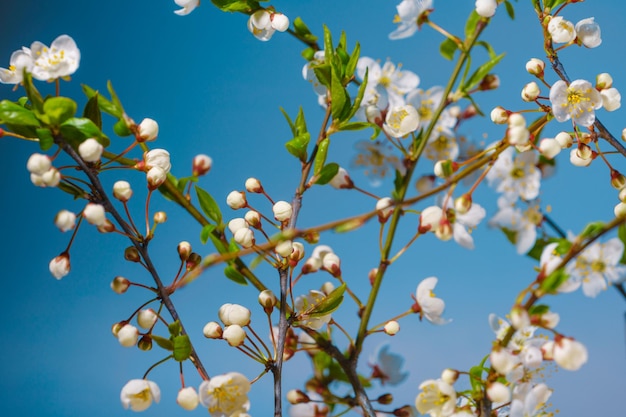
[195,186,222,225]
[224,264,248,285]
[200,224,215,245]
[168,321,182,337]
[345,69,368,121]
[323,25,333,63]
[462,53,505,92]
[529,304,550,316]
[313,351,333,372]
[106,81,125,115]
[36,128,55,151]
[0,100,40,127]
[439,38,458,60]
[337,121,373,132]
[3,123,38,140]
[210,0,261,12]
[307,283,346,318]
[43,97,77,125]
[279,107,296,136]
[469,365,484,393]
[315,162,339,185]
[618,224,626,264]
[465,10,481,37]
[83,95,102,129]
[504,0,515,19]
[580,221,605,239]
[81,84,122,118]
[312,64,331,90]
[314,139,330,175]
[540,268,569,294]
[286,133,310,162]
[173,335,192,361]
[60,117,110,147]
[293,17,312,36]
[151,334,174,351]
[344,42,360,80]
[113,118,133,137]
[475,40,497,59]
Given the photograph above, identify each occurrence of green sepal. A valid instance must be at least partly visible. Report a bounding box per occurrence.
[81,84,122,118]
[462,53,505,92]
[173,335,192,361]
[307,283,346,318]
[315,162,339,185]
[151,334,174,351]
[83,95,103,129]
[195,186,222,225]
[313,139,330,175]
[301,47,315,61]
[59,117,110,147]
[36,128,55,151]
[439,38,458,61]
[42,97,77,126]
[224,264,248,285]
[0,100,41,127]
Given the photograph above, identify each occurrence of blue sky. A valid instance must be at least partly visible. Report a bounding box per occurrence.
[1,1,625,416]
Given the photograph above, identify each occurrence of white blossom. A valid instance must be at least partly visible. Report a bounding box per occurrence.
[550,79,603,127]
[370,344,408,386]
[547,16,576,44]
[120,379,161,412]
[475,0,497,18]
[198,372,251,417]
[415,379,456,417]
[415,277,451,324]
[173,0,199,16]
[575,17,602,48]
[31,35,80,81]
[389,0,433,40]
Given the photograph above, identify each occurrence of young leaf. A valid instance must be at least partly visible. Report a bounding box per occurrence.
[465,10,481,38]
[337,121,373,132]
[462,53,505,92]
[173,334,192,361]
[60,117,110,147]
[540,268,569,294]
[83,95,102,129]
[345,69,368,121]
[0,100,40,127]
[323,25,333,63]
[285,133,310,162]
[315,162,339,185]
[314,139,330,175]
[168,320,182,336]
[151,334,174,351]
[81,84,122,117]
[106,81,125,115]
[504,0,515,19]
[307,283,346,318]
[195,186,222,225]
[200,224,215,245]
[224,264,248,285]
[22,72,44,114]
[36,128,55,151]
[440,38,458,61]
[42,97,77,125]
[279,106,296,136]
[580,221,605,239]
[345,42,360,80]
[618,224,626,264]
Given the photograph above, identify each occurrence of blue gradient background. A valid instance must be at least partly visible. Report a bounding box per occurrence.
[0,1,625,416]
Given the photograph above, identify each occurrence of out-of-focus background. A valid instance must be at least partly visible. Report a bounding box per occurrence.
[1,1,624,416]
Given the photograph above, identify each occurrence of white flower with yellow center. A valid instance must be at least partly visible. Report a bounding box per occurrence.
[199,372,251,417]
[560,238,626,297]
[384,104,420,138]
[295,290,332,330]
[0,47,33,84]
[549,79,603,127]
[486,148,541,202]
[415,378,457,417]
[389,0,433,40]
[356,57,420,108]
[31,35,80,81]
[120,379,161,412]
[415,277,451,325]
[489,198,543,255]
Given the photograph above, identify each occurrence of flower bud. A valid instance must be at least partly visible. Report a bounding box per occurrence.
[259,290,277,312]
[83,203,106,226]
[525,58,545,76]
[49,253,70,279]
[154,211,167,224]
[287,390,309,405]
[365,105,383,125]
[147,166,167,189]
[596,73,613,90]
[434,160,457,178]
[203,321,223,339]
[322,252,341,277]
[271,12,290,32]
[320,281,335,296]
[186,252,201,270]
[275,240,294,258]
[223,324,246,346]
[614,202,626,218]
[521,81,540,101]
[576,17,602,48]
[137,335,152,351]
[244,210,261,228]
[419,206,443,233]
[124,246,141,263]
[234,227,255,248]
[539,138,561,159]
[218,303,251,326]
[41,168,61,187]
[368,268,378,285]
[137,309,158,329]
[78,138,103,162]
[117,324,139,347]
[383,320,400,335]
[569,147,593,167]
[192,154,212,176]
[177,387,199,411]
[27,153,52,175]
[490,106,509,124]
[453,194,472,214]
[553,337,588,370]
[111,276,130,294]
[479,73,499,91]
[245,177,263,193]
[228,218,248,235]
[302,256,322,274]
[440,369,459,384]
[487,382,511,403]
[510,306,530,329]
[329,167,354,189]
[611,170,626,189]
[554,131,573,149]
[376,197,394,223]
[490,347,519,375]
[175,241,192,262]
[601,88,621,112]
[138,118,159,142]
[97,219,116,234]
[113,180,133,202]
[273,201,293,222]
[539,311,560,329]
[290,242,305,262]
[54,210,76,232]
[508,126,530,146]
[226,191,247,209]
[144,149,171,173]
[377,394,394,405]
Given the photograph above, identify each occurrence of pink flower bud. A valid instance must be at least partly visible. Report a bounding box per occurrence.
[146,166,167,189]
[521,82,540,102]
[376,197,394,222]
[525,58,545,76]
[244,210,261,228]
[490,106,509,124]
[329,167,354,189]
[218,303,251,326]
[234,227,255,248]
[144,149,171,173]
[553,337,588,370]
[178,241,192,261]
[321,252,341,277]
[271,12,290,32]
